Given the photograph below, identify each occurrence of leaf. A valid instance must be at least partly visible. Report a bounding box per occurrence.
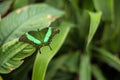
[112,0,120,38]
[92,65,106,80]
[45,54,69,80]
[62,51,80,73]
[13,0,29,10]
[69,0,90,39]
[80,54,91,80]
[95,48,120,71]
[45,51,79,80]
[32,22,72,80]
[108,0,120,53]
[8,53,36,80]
[0,0,13,16]
[0,3,64,45]
[93,0,113,21]
[86,11,102,48]
[0,39,35,73]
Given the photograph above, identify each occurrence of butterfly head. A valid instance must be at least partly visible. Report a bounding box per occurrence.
[52,27,60,34]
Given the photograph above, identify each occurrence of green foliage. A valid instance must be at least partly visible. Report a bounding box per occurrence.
[0,39,35,73]
[45,53,70,80]
[0,0,120,80]
[13,0,29,10]
[32,22,72,80]
[92,65,106,80]
[80,54,91,80]
[0,3,64,45]
[93,0,113,21]
[94,47,120,71]
[0,2,64,76]
[86,11,102,48]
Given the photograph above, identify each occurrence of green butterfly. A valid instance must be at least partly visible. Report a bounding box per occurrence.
[19,27,59,53]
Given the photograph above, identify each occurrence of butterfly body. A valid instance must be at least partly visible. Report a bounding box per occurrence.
[19,27,59,53]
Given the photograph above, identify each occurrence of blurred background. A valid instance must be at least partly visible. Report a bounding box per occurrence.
[0,0,120,80]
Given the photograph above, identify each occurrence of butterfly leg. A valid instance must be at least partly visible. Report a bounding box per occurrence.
[36,46,41,54]
[39,50,41,54]
[48,45,52,50]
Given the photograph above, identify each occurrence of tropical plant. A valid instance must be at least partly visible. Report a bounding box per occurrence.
[0,0,120,80]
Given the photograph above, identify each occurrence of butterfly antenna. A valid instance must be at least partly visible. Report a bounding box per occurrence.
[39,49,41,54]
[49,45,52,50]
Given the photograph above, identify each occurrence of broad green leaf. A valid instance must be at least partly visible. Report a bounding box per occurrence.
[0,3,64,45]
[0,0,13,16]
[32,22,72,80]
[92,65,106,80]
[45,54,69,80]
[86,11,102,48]
[0,76,3,80]
[93,0,113,21]
[80,54,91,80]
[95,48,120,71]
[0,39,35,73]
[13,0,29,10]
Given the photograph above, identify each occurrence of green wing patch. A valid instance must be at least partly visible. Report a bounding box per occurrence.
[19,27,60,53]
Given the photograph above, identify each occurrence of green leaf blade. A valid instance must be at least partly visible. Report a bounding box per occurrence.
[32,22,72,80]
[93,0,113,21]
[95,48,120,71]
[86,11,102,48]
[45,54,69,80]
[92,65,106,80]
[112,0,120,37]
[80,54,91,80]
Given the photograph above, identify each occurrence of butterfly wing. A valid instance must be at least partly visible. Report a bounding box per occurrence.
[46,27,60,43]
[19,34,36,46]
[37,28,48,42]
[19,27,59,50]
[19,31,43,47]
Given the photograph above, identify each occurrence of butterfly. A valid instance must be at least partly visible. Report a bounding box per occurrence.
[19,27,60,53]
